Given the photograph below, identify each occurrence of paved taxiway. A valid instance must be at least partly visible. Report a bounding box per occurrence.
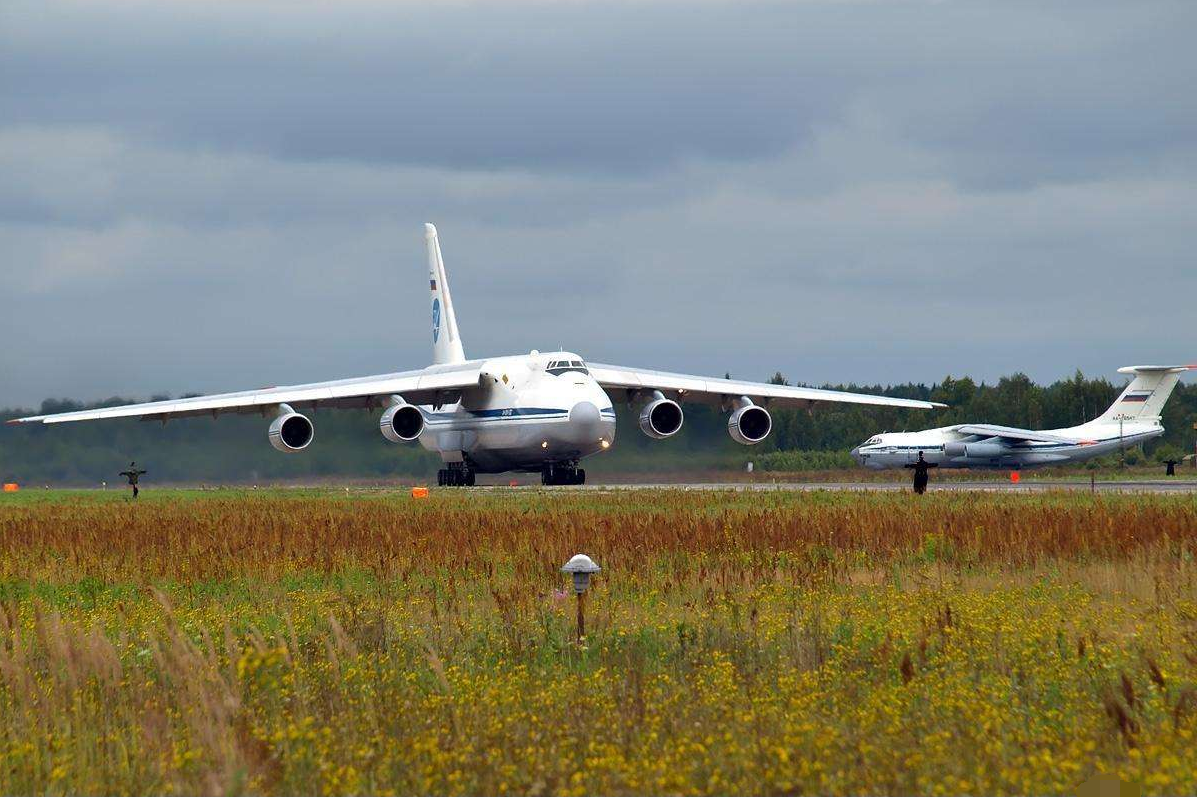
[495,480,1197,494]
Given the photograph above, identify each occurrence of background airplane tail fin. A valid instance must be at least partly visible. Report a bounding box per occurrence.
[426,223,466,365]
[1094,365,1193,423]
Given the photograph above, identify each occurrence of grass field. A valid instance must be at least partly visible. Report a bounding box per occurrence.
[1,489,1195,795]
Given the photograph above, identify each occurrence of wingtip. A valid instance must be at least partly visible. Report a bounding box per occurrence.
[4,419,23,426]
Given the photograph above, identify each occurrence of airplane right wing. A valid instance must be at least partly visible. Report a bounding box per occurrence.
[7,362,484,425]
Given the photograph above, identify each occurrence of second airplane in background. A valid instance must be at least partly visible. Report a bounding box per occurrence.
[851,365,1192,489]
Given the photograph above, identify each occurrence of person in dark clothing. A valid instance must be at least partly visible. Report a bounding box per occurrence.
[904,451,937,494]
[1165,459,1179,476]
[119,462,147,498]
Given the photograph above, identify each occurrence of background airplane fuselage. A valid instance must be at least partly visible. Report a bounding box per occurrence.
[417,351,616,473]
[852,366,1188,473]
[852,422,1162,470]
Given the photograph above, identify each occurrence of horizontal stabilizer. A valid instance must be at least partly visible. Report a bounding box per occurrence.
[1116,365,1196,374]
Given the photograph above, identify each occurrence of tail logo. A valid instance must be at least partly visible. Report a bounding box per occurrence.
[431,298,441,343]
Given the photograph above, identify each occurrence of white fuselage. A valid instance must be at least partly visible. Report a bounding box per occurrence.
[851,420,1162,470]
[417,351,617,473]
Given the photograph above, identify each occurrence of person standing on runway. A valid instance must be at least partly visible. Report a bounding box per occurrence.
[119,462,147,499]
[905,451,937,494]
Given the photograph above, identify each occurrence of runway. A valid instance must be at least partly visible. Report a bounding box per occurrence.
[502,479,1197,494]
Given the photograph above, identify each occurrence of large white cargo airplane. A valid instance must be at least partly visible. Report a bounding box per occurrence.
[851,365,1192,488]
[10,224,942,485]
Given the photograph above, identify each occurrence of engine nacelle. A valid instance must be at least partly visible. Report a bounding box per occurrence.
[268,406,314,453]
[728,402,772,445]
[943,441,1005,459]
[380,398,424,443]
[639,394,684,439]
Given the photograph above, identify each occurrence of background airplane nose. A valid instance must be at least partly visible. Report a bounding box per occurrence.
[568,401,601,442]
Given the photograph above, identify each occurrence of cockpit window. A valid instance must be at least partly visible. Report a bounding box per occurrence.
[547,359,589,376]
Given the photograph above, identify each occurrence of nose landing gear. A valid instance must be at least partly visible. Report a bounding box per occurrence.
[542,462,585,486]
[437,462,476,487]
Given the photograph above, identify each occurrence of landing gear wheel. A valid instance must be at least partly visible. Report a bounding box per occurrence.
[438,466,476,487]
[542,463,583,486]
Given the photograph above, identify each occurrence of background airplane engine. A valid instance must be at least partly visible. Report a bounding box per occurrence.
[639,397,684,439]
[380,402,424,443]
[944,441,1005,459]
[268,410,314,453]
[728,404,772,445]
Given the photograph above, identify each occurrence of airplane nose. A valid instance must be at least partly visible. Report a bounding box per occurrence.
[567,401,602,442]
[850,446,862,463]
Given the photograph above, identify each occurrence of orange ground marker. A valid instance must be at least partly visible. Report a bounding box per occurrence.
[2,484,18,492]
[1009,471,1021,483]
[411,486,429,498]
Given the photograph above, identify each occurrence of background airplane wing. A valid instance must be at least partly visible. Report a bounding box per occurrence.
[7,362,483,425]
[588,363,945,410]
[953,424,1079,444]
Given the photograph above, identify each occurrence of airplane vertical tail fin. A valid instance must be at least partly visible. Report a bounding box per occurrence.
[426,223,466,365]
[1094,365,1193,423]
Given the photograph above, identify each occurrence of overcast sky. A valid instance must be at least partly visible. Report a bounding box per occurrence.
[1,0,1194,407]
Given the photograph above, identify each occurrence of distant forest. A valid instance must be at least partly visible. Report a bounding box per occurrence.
[2,371,1195,484]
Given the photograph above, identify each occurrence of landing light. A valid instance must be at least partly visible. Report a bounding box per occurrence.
[600,439,610,449]
[541,441,548,449]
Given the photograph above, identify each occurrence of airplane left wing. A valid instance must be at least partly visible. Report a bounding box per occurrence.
[587,363,945,411]
[953,424,1080,445]
[7,362,484,425]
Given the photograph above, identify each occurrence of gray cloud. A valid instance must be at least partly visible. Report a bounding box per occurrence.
[5,1,1192,178]
[1,0,1195,407]
[1,2,843,172]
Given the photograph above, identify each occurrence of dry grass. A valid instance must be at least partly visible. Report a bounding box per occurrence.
[0,489,1195,795]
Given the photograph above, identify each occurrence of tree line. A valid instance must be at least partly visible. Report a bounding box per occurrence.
[2,370,1194,484]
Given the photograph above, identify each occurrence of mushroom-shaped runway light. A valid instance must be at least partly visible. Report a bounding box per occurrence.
[562,554,601,643]
[562,553,600,593]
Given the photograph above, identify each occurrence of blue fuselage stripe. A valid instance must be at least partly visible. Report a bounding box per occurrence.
[420,406,616,426]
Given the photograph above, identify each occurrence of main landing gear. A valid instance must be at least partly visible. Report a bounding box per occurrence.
[542,462,585,486]
[437,463,476,487]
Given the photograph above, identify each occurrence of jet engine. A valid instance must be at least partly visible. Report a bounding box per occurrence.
[380,398,425,443]
[728,400,772,445]
[268,405,314,453]
[943,441,1005,459]
[639,393,684,439]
